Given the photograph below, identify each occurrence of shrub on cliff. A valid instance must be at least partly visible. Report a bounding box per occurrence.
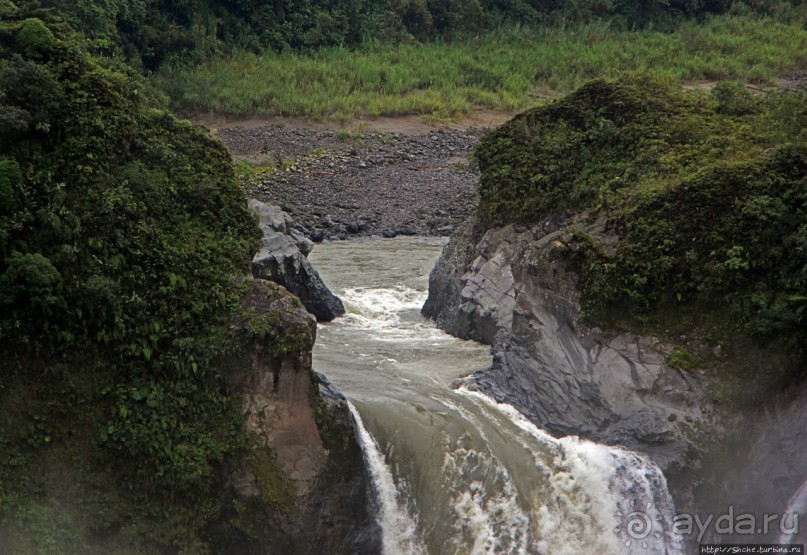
[476,78,807,365]
[0,7,271,553]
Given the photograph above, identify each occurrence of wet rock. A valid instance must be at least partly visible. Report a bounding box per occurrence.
[310,228,325,243]
[289,228,314,256]
[381,229,397,238]
[249,199,345,322]
[228,278,380,554]
[424,213,705,470]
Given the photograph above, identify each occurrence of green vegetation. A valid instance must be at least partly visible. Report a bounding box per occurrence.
[667,347,700,370]
[155,15,807,121]
[29,0,807,122]
[40,0,798,71]
[0,6,312,552]
[476,77,807,371]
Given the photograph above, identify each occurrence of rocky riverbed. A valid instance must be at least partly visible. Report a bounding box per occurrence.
[213,123,485,241]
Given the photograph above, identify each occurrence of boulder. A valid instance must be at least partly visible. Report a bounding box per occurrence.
[249,199,344,321]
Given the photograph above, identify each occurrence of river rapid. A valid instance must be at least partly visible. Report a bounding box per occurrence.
[309,237,682,555]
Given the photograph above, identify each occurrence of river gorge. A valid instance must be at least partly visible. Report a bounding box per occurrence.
[309,238,681,554]
[236,98,807,553]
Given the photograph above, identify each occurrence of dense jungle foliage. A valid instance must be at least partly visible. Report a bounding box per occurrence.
[0,5,298,553]
[476,78,807,368]
[28,0,807,71]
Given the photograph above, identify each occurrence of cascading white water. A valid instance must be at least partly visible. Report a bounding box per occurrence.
[348,401,426,555]
[458,388,682,555]
[436,396,532,554]
[311,237,683,554]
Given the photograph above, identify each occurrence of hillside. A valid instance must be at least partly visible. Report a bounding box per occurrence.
[0,5,373,553]
[41,0,771,70]
[475,78,807,373]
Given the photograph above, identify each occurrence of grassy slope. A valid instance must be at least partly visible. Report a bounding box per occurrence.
[155,15,807,121]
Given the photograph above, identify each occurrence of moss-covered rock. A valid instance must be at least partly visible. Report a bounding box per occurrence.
[475,78,807,372]
[220,278,378,554]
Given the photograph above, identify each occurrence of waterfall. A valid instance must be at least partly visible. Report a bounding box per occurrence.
[458,388,683,555]
[312,238,685,555]
[348,401,426,555]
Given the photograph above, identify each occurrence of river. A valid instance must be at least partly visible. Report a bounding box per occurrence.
[309,237,682,555]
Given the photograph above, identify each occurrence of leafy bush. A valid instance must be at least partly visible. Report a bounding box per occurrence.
[0,252,63,318]
[15,17,54,57]
[712,81,759,115]
[0,156,20,211]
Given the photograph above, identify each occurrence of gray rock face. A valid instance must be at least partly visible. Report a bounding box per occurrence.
[250,199,345,322]
[422,218,482,335]
[424,213,706,470]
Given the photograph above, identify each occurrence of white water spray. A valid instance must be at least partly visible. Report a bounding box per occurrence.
[347,401,426,555]
[458,388,683,555]
[439,397,532,554]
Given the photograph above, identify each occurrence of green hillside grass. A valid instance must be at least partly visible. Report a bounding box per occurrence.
[155,15,807,121]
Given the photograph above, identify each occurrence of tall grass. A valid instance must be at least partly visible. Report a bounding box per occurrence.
[155,15,807,121]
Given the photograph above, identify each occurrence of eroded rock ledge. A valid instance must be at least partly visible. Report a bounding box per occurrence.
[225,203,377,553]
[423,213,707,470]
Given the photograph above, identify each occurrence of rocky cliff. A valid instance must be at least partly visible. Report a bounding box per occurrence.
[250,199,345,322]
[220,200,377,553]
[423,78,807,546]
[423,214,706,470]
[224,278,379,554]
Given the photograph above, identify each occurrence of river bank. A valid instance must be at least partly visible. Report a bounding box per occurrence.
[207,116,506,240]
